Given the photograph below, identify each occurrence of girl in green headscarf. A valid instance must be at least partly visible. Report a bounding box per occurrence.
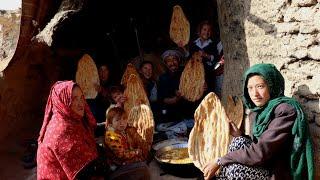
[203,63,314,180]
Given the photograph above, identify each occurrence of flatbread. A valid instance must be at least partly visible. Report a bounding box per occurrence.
[188,92,230,172]
[179,52,205,102]
[123,74,150,125]
[121,63,140,87]
[75,54,100,99]
[169,5,190,46]
[127,104,154,160]
[225,95,244,128]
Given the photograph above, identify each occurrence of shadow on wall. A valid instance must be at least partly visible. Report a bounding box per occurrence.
[247,14,276,36]
[292,84,320,179]
[216,0,279,99]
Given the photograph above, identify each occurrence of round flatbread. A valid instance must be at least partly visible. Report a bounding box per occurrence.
[75,54,99,99]
[123,74,150,125]
[127,104,154,160]
[188,92,230,172]
[169,5,190,46]
[121,63,140,87]
[225,95,244,128]
[179,52,205,102]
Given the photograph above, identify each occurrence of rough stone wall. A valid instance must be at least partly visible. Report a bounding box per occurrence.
[217,0,320,178]
[0,10,20,71]
[0,43,61,141]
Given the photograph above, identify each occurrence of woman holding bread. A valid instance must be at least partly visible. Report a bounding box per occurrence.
[203,64,314,180]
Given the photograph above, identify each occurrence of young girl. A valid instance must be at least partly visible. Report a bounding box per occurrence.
[104,107,143,166]
[188,20,224,96]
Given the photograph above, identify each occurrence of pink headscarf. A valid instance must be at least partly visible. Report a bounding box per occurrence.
[38,81,96,142]
[37,81,98,180]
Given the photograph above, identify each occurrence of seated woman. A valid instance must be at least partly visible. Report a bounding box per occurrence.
[203,64,314,180]
[139,61,157,102]
[139,61,161,120]
[37,81,108,180]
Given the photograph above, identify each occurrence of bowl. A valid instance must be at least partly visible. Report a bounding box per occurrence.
[154,142,201,178]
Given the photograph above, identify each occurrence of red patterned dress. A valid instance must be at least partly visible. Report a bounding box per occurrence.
[37,81,98,180]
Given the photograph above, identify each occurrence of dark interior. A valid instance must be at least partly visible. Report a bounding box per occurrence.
[51,0,220,83]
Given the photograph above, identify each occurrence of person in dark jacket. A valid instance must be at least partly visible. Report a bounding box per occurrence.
[203,63,314,180]
[188,20,224,95]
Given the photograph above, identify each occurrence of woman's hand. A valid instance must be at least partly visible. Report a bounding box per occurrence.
[203,162,220,180]
[229,121,242,137]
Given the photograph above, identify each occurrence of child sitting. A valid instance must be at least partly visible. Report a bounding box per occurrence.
[104,107,143,167]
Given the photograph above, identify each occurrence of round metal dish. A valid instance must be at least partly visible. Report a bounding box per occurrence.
[154,142,201,178]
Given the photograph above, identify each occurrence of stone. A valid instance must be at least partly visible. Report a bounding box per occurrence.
[276,22,300,33]
[292,0,318,7]
[300,23,318,34]
[308,74,320,95]
[283,7,299,22]
[305,101,320,113]
[294,34,317,47]
[290,47,308,58]
[295,7,316,22]
[308,46,320,60]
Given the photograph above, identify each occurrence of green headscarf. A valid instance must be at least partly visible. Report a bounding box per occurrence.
[243,63,314,180]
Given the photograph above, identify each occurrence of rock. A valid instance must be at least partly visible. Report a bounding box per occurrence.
[300,23,318,34]
[292,0,318,7]
[283,7,299,22]
[294,34,317,47]
[290,47,308,58]
[308,45,320,60]
[276,22,300,33]
[295,7,316,22]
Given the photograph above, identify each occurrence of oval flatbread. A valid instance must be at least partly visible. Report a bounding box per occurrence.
[127,104,154,160]
[121,63,140,87]
[169,5,190,46]
[123,74,150,125]
[225,95,244,128]
[188,92,230,172]
[75,54,100,99]
[179,52,205,102]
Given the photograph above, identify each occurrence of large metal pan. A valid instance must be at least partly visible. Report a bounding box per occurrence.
[155,142,201,178]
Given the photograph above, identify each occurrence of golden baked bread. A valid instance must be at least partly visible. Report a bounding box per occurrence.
[188,92,230,172]
[121,63,140,87]
[75,54,99,99]
[123,74,150,125]
[179,52,205,102]
[169,5,190,46]
[127,105,154,160]
[225,95,244,128]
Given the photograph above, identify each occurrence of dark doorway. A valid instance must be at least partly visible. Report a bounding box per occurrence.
[52,0,220,83]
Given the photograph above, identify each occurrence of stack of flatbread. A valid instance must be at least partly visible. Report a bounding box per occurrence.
[123,74,150,125]
[127,104,154,159]
[169,5,190,46]
[121,63,141,87]
[179,52,205,102]
[188,92,230,172]
[75,54,100,99]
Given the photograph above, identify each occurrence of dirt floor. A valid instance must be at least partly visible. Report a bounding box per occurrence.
[0,137,197,180]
